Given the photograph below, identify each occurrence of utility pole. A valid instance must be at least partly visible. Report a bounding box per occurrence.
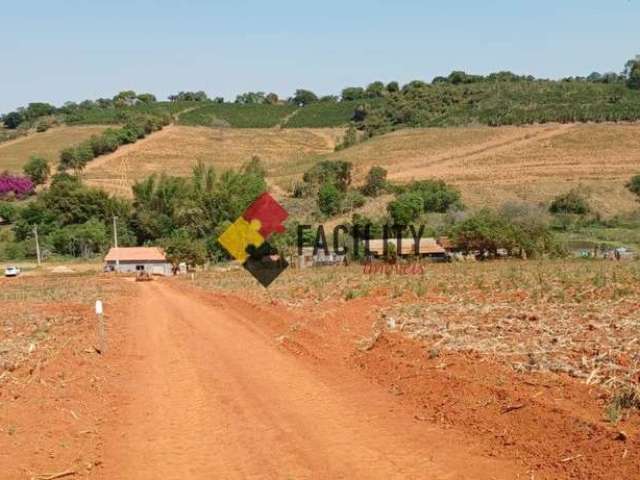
[33,225,41,266]
[113,216,119,269]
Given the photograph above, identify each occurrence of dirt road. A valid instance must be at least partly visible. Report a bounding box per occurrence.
[101,281,522,479]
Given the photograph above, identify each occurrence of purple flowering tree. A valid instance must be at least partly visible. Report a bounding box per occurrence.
[0,174,35,199]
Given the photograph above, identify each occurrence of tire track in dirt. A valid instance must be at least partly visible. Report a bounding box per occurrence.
[388,124,576,181]
[100,280,523,479]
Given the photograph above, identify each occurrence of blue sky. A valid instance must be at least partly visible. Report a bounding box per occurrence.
[1,0,638,113]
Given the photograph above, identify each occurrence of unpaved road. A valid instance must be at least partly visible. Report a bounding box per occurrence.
[101,281,522,479]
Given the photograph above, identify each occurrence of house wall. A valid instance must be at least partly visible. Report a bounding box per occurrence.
[105,260,173,276]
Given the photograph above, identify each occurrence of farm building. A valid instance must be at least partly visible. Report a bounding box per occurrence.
[292,247,346,269]
[104,247,173,276]
[366,238,448,260]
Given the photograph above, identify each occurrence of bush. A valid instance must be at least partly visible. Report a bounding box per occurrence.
[387,192,423,224]
[23,156,50,185]
[0,174,34,199]
[549,189,591,215]
[335,124,358,151]
[405,179,463,212]
[343,190,366,212]
[318,183,344,216]
[303,160,352,192]
[2,111,24,129]
[626,174,640,199]
[49,218,108,257]
[362,166,387,197]
[0,202,18,223]
[292,89,318,106]
[36,120,50,132]
[162,230,208,268]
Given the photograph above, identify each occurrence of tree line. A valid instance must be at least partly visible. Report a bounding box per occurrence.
[5,55,639,130]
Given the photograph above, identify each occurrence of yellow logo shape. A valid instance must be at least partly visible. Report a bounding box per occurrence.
[218,217,264,262]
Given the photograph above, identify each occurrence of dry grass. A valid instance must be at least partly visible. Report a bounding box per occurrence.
[322,123,640,215]
[0,274,130,384]
[186,258,640,399]
[80,123,640,215]
[0,126,109,173]
[84,126,343,196]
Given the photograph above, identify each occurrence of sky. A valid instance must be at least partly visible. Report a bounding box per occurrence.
[1,0,638,113]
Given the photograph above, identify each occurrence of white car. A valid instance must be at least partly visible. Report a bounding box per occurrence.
[4,266,20,277]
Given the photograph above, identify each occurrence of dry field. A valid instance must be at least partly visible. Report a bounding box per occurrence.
[77,123,640,215]
[83,126,343,196]
[0,274,133,479]
[187,258,640,397]
[0,126,109,173]
[183,258,640,479]
[321,123,640,215]
[1,260,638,479]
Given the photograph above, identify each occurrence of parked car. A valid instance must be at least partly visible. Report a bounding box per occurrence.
[4,266,21,277]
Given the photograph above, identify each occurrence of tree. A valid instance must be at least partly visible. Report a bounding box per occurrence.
[626,174,640,200]
[59,143,94,175]
[49,218,108,257]
[406,180,463,212]
[549,189,590,215]
[265,93,279,105]
[162,230,207,269]
[235,92,266,104]
[137,93,157,103]
[318,183,343,216]
[362,166,387,197]
[3,111,24,129]
[169,91,209,102]
[292,89,318,106]
[24,102,55,120]
[365,81,385,98]
[113,90,138,107]
[387,192,423,224]
[302,160,352,192]
[452,209,513,257]
[23,156,50,185]
[0,174,35,199]
[386,81,400,93]
[341,87,366,101]
[335,124,357,150]
[624,56,640,90]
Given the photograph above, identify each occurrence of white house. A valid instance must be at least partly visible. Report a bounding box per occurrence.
[104,247,172,276]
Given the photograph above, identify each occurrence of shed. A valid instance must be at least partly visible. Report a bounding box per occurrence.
[104,247,172,276]
[366,238,447,258]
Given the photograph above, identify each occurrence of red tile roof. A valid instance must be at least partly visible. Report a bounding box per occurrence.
[104,247,167,262]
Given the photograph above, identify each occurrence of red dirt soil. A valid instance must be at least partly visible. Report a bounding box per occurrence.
[2,278,638,479]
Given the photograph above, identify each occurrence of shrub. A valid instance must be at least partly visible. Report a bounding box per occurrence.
[362,166,387,197]
[343,190,366,212]
[626,174,640,200]
[292,89,318,106]
[406,179,463,212]
[549,189,591,215]
[36,120,50,132]
[318,183,343,216]
[0,174,35,199]
[2,111,24,129]
[335,124,358,151]
[342,87,366,101]
[303,160,352,192]
[23,156,50,185]
[0,202,18,223]
[49,218,108,257]
[387,192,423,224]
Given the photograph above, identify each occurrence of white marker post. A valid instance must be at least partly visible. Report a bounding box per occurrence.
[95,300,105,354]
